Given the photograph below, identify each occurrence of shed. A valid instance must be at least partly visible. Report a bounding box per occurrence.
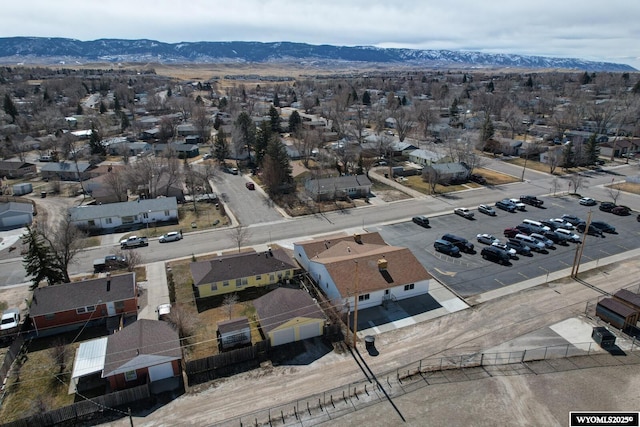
[613,289,640,311]
[596,298,639,330]
[217,317,252,350]
[12,183,32,196]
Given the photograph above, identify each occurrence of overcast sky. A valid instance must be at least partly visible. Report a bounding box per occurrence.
[3,0,639,69]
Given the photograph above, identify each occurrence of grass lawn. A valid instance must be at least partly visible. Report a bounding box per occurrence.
[606,181,640,195]
[403,176,475,195]
[473,167,521,186]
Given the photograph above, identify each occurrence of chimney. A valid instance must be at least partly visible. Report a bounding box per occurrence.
[106,279,111,292]
[353,234,362,244]
[377,258,388,271]
[347,246,351,253]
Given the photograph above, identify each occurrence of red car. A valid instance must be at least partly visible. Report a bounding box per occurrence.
[503,227,520,238]
[245,182,255,190]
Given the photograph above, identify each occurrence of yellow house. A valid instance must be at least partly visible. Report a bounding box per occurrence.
[190,249,298,298]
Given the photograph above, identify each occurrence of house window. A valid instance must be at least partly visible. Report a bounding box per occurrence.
[142,212,149,219]
[164,210,170,216]
[105,218,112,224]
[358,294,370,301]
[211,284,218,291]
[285,270,291,277]
[255,275,261,280]
[122,216,135,224]
[124,370,137,381]
[76,305,96,314]
[223,281,229,287]
[115,301,125,310]
[242,278,248,286]
[270,274,275,281]
[88,220,96,226]
[404,284,415,291]
[235,279,242,287]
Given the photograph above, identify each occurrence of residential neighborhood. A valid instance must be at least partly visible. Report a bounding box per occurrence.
[0,63,640,427]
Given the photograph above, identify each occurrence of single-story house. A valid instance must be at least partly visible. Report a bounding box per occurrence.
[0,161,37,178]
[408,149,446,166]
[69,197,179,233]
[217,317,252,351]
[253,287,326,347]
[190,248,298,298]
[599,138,640,158]
[103,319,182,391]
[153,143,200,159]
[294,232,433,311]
[107,141,152,157]
[423,162,471,184]
[0,202,34,229]
[29,273,138,336]
[390,141,419,156]
[40,161,95,181]
[176,123,198,136]
[304,174,372,201]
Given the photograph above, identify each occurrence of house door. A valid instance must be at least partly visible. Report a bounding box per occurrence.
[106,302,116,316]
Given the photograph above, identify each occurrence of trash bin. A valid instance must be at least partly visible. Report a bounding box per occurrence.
[364,335,375,350]
[40,191,47,198]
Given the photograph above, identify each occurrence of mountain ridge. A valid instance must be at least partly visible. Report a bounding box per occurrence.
[0,37,634,72]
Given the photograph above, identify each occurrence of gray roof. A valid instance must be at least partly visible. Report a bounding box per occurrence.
[253,288,324,334]
[30,273,136,317]
[409,149,445,161]
[40,161,93,173]
[306,174,372,191]
[429,162,470,173]
[103,319,181,377]
[0,202,34,215]
[218,317,250,334]
[190,249,297,286]
[0,161,34,170]
[69,197,178,221]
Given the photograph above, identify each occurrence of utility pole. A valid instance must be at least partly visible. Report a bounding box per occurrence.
[571,210,593,278]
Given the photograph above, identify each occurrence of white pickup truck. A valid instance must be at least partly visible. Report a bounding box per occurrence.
[1,308,21,342]
[120,235,149,249]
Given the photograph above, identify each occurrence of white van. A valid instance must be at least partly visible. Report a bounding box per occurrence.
[522,219,550,232]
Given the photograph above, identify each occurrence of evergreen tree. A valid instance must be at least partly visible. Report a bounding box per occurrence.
[235,112,256,163]
[22,226,66,289]
[261,136,293,195]
[213,114,223,130]
[449,98,460,122]
[114,94,121,112]
[288,110,302,134]
[195,95,203,105]
[167,87,172,97]
[214,128,229,163]
[562,141,575,169]
[269,106,280,133]
[580,71,591,85]
[401,95,408,106]
[351,88,358,103]
[89,123,106,156]
[99,101,107,114]
[218,97,228,110]
[76,103,83,115]
[120,111,130,131]
[462,74,467,83]
[487,80,494,93]
[255,121,272,167]
[273,93,280,107]
[585,133,600,165]
[633,80,640,94]
[3,93,18,123]
[362,91,371,106]
[525,76,533,89]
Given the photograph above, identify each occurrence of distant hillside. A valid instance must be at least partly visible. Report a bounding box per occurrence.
[0,37,635,72]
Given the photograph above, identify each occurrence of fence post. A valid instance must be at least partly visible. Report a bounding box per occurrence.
[543,346,548,360]
[521,350,526,363]
[565,344,570,358]
[480,353,484,366]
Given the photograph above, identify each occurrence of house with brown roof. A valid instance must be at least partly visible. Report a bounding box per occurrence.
[253,287,326,346]
[190,248,298,298]
[0,160,37,178]
[293,232,433,310]
[29,273,138,336]
[103,319,182,391]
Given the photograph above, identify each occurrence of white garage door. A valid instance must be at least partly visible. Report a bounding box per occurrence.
[271,328,295,346]
[148,362,174,382]
[299,322,321,340]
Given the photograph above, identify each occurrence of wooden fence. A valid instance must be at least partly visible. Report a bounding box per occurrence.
[0,383,150,427]
[185,340,270,386]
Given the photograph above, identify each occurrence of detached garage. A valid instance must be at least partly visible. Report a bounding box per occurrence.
[253,287,326,347]
[0,202,33,230]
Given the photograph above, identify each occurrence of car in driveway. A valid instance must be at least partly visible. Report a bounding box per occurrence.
[599,202,616,212]
[505,239,532,256]
[590,220,616,233]
[441,233,475,253]
[478,204,496,216]
[159,231,182,243]
[476,233,499,245]
[496,199,517,212]
[576,222,603,237]
[561,214,584,226]
[481,246,511,265]
[579,197,597,206]
[491,241,517,258]
[555,228,581,243]
[509,198,526,211]
[611,206,632,216]
[434,239,460,256]
[412,215,430,227]
[454,207,474,219]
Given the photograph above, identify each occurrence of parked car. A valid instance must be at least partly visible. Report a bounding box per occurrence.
[491,241,517,258]
[245,182,255,190]
[599,202,617,212]
[561,214,584,226]
[478,204,496,216]
[529,233,554,248]
[611,206,631,216]
[590,220,616,233]
[520,195,544,207]
[579,197,597,206]
[555,228,581,243]
[412,215,430,228]
[202,153,212,160]
[1,308,21,342]
[434,239,460,256]
[512,234,547,252]
[157,303,171,321]
[576,222,603,237]
[521,219,551,233]
[503,227,520,238]
[470,174,487,184]
[454,207,474,219]
[542,230,569,246]
[476,233,499,245]
[515,224,536,235]
[159,231,182,243]
[441,233,475,253]
[481,246,511,265]
[540,220,559,231]
[496,199,517,212]
[509,198,526,211]
[548,218,575,230]
[93,254,128,273]
[505,239,532,256]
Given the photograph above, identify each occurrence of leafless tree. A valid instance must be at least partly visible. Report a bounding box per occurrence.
[422,167,441,195]
[228,224,251,253]
[222,293,239,320]
[606,183,622,204]
[113,248,141,272]
[48,338,68,375]
[390,105,415,142]
[567,173,588,194]
[37,215,87,283]
[346,104,368,144]
[192,104,212,143]
[416,102,438,140]
[101,165,128,202]
[292,129,321,168]
[166,304,199,344]
[547,149,561,175]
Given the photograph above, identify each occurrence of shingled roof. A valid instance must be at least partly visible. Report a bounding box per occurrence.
[103,319,181,377]
[296,232,386,261]
[30,273,136,317]
[190,248,297,286]
[252,287,324,334]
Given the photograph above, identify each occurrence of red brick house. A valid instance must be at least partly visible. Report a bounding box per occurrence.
[103,319,182,391]
[29,273,138,336]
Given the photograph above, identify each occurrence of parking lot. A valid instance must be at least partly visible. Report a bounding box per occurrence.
[375,195,640,298]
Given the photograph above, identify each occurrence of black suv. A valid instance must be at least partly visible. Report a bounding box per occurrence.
[590,220,616,233]
[520,195,544,207]
[412,216,430,227]
[481,246,511,265]
[576,222,603,237]
[441,233,475,253]
[506,239,532,256]
[599,202,616,212]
